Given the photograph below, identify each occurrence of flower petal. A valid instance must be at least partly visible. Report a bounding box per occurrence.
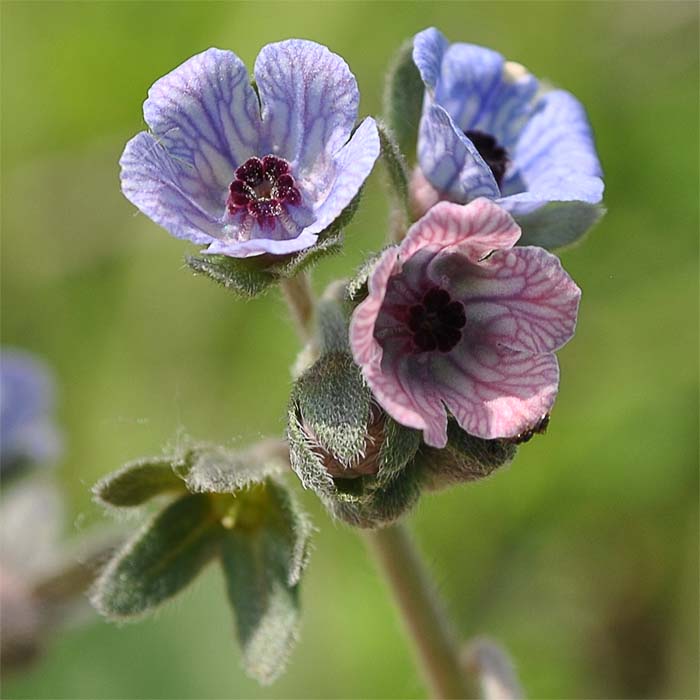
[432,344,559,439]
[204,231,319,258]
[430,246,581,353]
[254,40,359,175]
[306,117,380,236]
[143,48,261,190]
[418,103,500,204]
[435,42,538,150]
[120,132,222,245]
[413,27,449,91]
[400,199,521,265]
[501,89,604,217]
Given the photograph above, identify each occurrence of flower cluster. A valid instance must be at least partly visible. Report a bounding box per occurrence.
[105,27,604,681]
[119,28,602,522]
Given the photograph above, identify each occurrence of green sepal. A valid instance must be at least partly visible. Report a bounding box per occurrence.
[346,249,387,304]
[417,419,517,491]
[383,38,424,165]
[377,121,411,218]
[179,443,286,495]
[291,352,372,469]
[186,254,275,298]
[220,480,312,685]
[267,230,344,280]
[92,457,188,508]
[91,493,223,619]
[516,201,606,250]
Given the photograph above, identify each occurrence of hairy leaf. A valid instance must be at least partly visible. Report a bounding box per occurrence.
[92,493,222,619]
[186,254,275,298]
[93,457,186,507]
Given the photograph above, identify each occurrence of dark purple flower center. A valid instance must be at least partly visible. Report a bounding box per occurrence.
[465,130,509,188]
[408,287,466,353]
[227,155,302,229]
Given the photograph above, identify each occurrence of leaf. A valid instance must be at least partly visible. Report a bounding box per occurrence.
[383,38,424,165]
[186,254,275,298]
[515,201,606,250]
[314,293,351,354]
[92,457,186,507]
[220,480,312,685]
[182,444,285,495]
[92,493,222,619]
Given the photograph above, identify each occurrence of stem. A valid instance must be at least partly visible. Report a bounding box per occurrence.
[364,522,471,699]
[280,273,315,342]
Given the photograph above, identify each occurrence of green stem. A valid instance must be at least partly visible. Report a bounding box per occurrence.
[364,522,471,699]
[280,273,315,342]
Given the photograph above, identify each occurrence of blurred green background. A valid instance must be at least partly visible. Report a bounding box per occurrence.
[2,1,698,698]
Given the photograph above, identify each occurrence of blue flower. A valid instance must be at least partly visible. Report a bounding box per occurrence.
[120,41,380,258]
[1,350,62,474]
[410,28,604,247]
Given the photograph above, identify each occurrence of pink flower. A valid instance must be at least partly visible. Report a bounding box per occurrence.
[349,199,580,448]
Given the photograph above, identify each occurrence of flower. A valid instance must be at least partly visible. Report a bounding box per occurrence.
[349,199,581,448]
[410,28,603,238]
[120,41,380,258]
[0,350,62,474]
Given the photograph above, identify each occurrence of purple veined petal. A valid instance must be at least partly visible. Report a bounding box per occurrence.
[143,48,261,190]
[413,27,450,91]
[418,103,500,204]
[400,199,521,266]
[254,39,359,175]
[305,117,380,235]
[204,230,319,258]
[429,246,581,354]
[501,89,604,213]
[120,132,223,245]
[514,90,603,182]
[432,343,560,439]
[436,43,539,150]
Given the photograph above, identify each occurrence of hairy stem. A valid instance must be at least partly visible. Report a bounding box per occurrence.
[364,522,471,699]
[280,273,315,342]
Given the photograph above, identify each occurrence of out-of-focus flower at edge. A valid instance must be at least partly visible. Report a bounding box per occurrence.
[1,349,62,476]
[349,199,580,449]
[410,27,603,242]
[120,41,380,258]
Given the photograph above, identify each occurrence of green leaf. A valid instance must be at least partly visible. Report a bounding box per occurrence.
[375,417,422,488]
[92,457,187,507]
[377,120,410,217]
[314,292,351,353]
[220,480,312,685]
[383,38,424,165]
[516,201,606,250]
[92,493,222,619]
[182,443,285,495]
[186,254,275,297]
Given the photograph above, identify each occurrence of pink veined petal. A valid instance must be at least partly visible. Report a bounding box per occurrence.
[400,199,521,265]
[349,248,399,366]
[432,344,560,439]
[429,246,581,353]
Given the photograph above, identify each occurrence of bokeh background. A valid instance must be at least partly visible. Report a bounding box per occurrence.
[2,1,698,698]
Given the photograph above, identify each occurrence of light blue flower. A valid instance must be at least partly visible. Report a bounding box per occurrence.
[120,41,380,258]
[411,28,604,247]
[1,350,62,475]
